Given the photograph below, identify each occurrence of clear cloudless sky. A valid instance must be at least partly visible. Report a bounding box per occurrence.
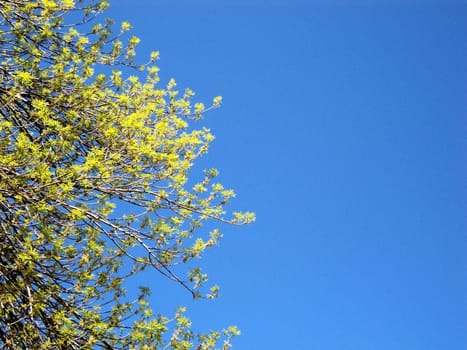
[106,1,465,349]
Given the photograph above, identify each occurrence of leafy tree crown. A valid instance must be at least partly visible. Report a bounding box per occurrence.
[0,0,254,348]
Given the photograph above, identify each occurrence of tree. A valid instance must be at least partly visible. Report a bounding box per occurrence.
[0,1,254,348]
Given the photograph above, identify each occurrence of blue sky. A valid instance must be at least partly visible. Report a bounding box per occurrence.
[107,1,465,349]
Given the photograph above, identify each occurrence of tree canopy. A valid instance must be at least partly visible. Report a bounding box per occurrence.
[0,0,254,348]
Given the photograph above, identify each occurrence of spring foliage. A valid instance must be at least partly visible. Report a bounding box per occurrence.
[0,0,254,348]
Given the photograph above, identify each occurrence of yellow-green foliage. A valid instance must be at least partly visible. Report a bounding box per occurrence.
[0,1,254,348]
